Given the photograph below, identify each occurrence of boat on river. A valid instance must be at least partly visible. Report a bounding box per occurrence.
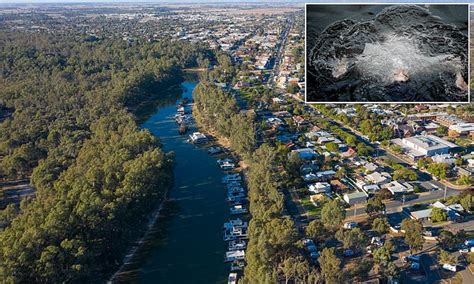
[228,272,238,284]
[228,239,246,251]
[188,132,208,144]
[225,250,245,262]
[230,260,245,272]
[230,204,248,215]
[208,146,223,155]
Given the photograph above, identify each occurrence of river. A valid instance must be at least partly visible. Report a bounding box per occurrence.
[133,75,229,283]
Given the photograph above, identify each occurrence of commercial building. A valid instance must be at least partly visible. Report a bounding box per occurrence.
[396,135,458,159]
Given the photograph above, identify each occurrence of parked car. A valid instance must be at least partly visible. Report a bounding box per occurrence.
[459,246,469,254]
[442,263,457,272]
[343,222,357,229]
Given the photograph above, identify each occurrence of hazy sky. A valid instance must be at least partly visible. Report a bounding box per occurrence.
[0,0,471,3]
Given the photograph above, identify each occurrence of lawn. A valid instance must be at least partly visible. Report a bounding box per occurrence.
[300,196,322,217]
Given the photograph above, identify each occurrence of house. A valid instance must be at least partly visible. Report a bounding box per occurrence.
[343,192,368,205]
[293,116,309,127]
[308,182,331,194]
[364,162,379,173]
[291,148,317,160]
[382,181,414,195]
[410,208,432,221]
[432,201,463,221]
[366,171,391,185]
[303,170,336,182]
[456,167,473,177]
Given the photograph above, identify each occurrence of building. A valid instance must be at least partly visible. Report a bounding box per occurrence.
[382,181,414,195]
[366,171,391,185]
[291,148,317,160]
[397,135,458,159]
[409,208,432,221]
[343,192,368,205]
[308,182,331,194]
[449,123,474,137]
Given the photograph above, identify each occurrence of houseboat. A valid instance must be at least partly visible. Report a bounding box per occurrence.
[222,173,241,183]
[230,260,245,272]
[228,239,247,251]
[208,146,223,155]
[230,204,248,215]
[220,161,235,171]
[225,250,245,262]
[228,273,238,284]
[188,132,208,144]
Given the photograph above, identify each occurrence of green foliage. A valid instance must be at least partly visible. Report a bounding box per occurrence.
[287,82,300,94]
[0,33,206,282]
[439,249,457,265]
[336,227,366,251]
[366,196,385,218]
[319,247,343,284]
[431,207,448,223]
[401,218,425,252]
[321,199,346,231]
[372,217,389,235]
[325,142,339,152]
[438,230,460,250]
[243,145,299,283]
[436,126,448,137]
[427,163,448,179]
[193,81,256,157]
[393,167,417,181]
[306,220,326,241]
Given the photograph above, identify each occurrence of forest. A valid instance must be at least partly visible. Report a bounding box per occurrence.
[0,32,209,282]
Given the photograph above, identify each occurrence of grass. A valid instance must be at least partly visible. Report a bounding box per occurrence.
[300,196,322,217]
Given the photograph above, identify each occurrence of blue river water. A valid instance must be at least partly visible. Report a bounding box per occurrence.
[137,78,229,283]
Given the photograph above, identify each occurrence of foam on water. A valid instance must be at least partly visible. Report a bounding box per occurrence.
[307,5,468,102]
[354,34,462,84]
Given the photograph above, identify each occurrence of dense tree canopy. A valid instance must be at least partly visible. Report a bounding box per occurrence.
[0,32,209,282]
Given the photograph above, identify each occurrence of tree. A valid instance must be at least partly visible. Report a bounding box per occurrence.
[439,249,457,265]
[438,230,458,250]
[287,83,300,94]
[356,143,372,156]
[321,200,346,231]
[306,220,326,241]
[372,217,389,235]
[348,257,373,281]
[319,247,343,284]
[336,227,366,252]
[279,256,310,284]
[460,194,473,212]
[335,167,347,179]
[345,135,357,147]
[373,246,392,265]
[366,196,385,218]
[427,163,448,180]
[436,126,448,137]
[401,219,425,252]
[325,142,339,152]
[431,207,448,223]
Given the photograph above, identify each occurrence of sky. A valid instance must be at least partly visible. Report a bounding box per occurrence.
[0,0,472,4]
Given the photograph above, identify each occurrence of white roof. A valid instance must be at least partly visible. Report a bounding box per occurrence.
[449,123,474,133]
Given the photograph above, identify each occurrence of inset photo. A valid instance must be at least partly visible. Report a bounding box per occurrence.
[306,4,470,103]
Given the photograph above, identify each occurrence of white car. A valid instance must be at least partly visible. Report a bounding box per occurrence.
[459,247,469,254]
[442,263,457,272]
[343,222,357,229]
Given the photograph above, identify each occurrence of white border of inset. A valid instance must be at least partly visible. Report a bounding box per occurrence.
[304,3,471,104]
